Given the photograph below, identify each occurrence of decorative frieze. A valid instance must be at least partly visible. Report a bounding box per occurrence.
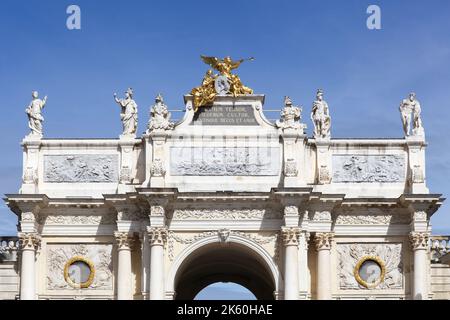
[314,232,334,250]
[148,227,168,246]
[336,214,410,225]
[44,154,118,183]
[336,243,403,290]
[38,214,116,225]
[170,147,281,176]
[18,232,41,250]
[46,244,113,290]
[172,208,281,220]
[332,155,405,183]
[409,232,429,250]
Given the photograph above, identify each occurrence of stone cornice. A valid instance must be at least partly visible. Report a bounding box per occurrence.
[399,194,445,217]
[4,194,49,216]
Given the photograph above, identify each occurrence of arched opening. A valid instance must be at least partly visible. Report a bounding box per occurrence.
[194,282,257,300]
[174,241,276,300]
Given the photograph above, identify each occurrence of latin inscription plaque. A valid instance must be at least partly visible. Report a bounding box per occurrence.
[191,104,258,126]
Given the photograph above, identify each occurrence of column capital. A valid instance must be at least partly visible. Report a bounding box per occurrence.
[18,232,41,251]
[314,232,334,251]
[114,231,135,250]
[409,231,429,251]
[147,227,168,246]
[281,227,301,246]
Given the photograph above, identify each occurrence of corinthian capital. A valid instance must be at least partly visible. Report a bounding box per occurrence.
[281,227,301,246]
[314,232,334,251]
[114,232,135,250]
[18,232,41,251]
[409,231,429,250]
[147,227,168,246]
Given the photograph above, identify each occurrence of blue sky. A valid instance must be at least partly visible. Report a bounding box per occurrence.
[0,0,449,298]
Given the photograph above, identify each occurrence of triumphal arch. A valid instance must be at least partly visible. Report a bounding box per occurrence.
[1,56,449,300]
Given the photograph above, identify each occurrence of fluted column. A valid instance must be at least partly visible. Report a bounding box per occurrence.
[410,232,429,300]
[148,227,167,300]
[114,232,134,300]
[298,231,310,299]
[314,232,333,300]
[18,232,41,300]
[282,227,300,300]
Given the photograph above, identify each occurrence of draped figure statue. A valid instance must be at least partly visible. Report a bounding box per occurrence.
[25,91,47,137]
[114,88,138,136]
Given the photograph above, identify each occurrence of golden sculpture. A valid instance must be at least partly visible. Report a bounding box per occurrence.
[190,55,254,111]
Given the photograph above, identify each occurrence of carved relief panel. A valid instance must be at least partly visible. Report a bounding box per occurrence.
[336,243,403,290]
[46,244,113,291]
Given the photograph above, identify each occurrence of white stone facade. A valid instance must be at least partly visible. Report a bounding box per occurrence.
[1,94,448,300]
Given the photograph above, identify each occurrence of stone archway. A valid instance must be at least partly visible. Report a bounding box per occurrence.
[167,235,280,300]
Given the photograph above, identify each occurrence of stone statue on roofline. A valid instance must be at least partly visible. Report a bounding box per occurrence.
[276,96,306,133]
[147,93,174,132]
[114,88,138,137]
[311,89,331,139]
[399,92,424,137]
[25,91,47,138]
